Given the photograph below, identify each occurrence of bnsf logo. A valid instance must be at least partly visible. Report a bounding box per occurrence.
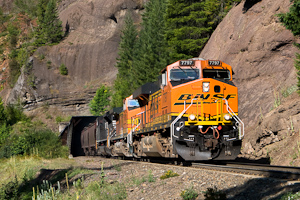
[177,94,236,101]
[174,94,236,105]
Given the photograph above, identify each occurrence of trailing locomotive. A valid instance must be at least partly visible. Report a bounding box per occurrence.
[81,58,244,161]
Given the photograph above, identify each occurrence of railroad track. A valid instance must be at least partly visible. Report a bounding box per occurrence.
[110,156,300,181]
[192,162,300,181]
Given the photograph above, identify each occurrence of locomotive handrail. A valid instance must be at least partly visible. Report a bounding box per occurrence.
[222,98,244,139]
[171,98,198,143]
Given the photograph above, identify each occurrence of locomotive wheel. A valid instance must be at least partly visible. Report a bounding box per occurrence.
[211,143,221,159]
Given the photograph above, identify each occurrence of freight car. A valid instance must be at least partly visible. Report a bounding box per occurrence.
[81,58,244,161]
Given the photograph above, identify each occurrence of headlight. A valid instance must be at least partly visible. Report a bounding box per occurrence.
[224,114,231,121]
[203,82,210,92]
[189,114,196,121]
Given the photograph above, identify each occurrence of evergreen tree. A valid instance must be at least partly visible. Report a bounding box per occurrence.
[35,0,62,45]
[278,0,300,36]
[89,85,111,116]
[132,0,169,86]
[112,14,138,107]
[165,0,241,61]
[44,0,63,43]
[35,0,49,45]
[278,0,300,94]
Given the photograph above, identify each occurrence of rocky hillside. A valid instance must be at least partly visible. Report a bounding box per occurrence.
[3,0,144,117]
[200,0,300,165]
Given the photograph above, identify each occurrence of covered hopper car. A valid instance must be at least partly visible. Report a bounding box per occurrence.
[80,58,244,161]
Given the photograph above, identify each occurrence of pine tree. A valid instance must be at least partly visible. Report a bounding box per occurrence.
[132,0,169,86]
[165,0,216,61]
[165,0,241,61]
[44,0,63,43]
[35,0,49,45]
[89,85,111,116]
[35,0,62,45]
[111,14,138,107]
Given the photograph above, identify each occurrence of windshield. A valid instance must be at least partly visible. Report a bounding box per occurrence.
[170,68,199,81]
[128,99,140,107]
[203,69,230,79]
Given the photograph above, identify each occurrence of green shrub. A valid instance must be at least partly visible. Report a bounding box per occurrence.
[160,170,179,179]
[89,85,111,116]
[59,64,68,75]
[56,116,63,123]
[55,115,71,123]
[0,127,68,159]
[5,104,28,125]
[0,176,19,200]
[16,48,29,67]
[180,186,198,200]
[0,124,10,147]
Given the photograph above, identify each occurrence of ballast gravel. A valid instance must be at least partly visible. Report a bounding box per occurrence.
[74,157,300,200]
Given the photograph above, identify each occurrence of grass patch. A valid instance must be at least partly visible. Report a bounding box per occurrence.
[0,156,79,199]
[181,185,198,200]
[130,170,156,186]
[131,176,147,186]
[147,170,155,182]
[85,180,127,200]
[55,115,71,123]
[281,85,297,98]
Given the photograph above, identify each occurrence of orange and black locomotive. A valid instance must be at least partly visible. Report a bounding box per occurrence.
[81,58,244,161]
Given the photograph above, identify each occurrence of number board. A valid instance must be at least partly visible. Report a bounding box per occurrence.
[179,60,194,66]
[208,60,221,66]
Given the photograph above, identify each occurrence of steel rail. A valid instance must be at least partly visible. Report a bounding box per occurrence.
[192,162,300,181]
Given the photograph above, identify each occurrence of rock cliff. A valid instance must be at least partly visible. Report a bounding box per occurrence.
[5,0,143,116]
[200,0,300,165]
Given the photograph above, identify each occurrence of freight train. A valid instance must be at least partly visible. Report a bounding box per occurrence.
[80,58,244,161]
